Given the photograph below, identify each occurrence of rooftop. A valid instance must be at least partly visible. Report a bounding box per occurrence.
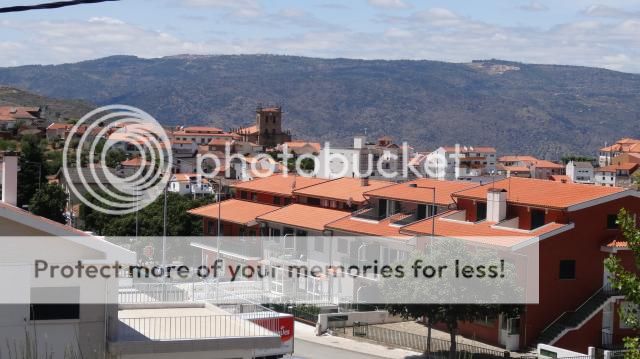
[442,146,496,153]
[597,163,639,172]
[401,210,572,248]
[232,174,328,197]
[498,155,538,163]
[188,199,279,225]
[326,213,413,239]
[453,176,627,210]
[293,177,393,204]
[257,204,349,232]
[363,178,478,206]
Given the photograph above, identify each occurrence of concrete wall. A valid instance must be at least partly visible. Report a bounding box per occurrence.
[317,310,403,332]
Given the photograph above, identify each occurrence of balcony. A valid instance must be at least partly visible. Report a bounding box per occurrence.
[352,207,386,221]
[108,304,282,356]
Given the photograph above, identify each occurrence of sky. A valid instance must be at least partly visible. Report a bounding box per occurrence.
[1,0,640,72]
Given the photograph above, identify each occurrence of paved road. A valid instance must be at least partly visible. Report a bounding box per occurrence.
[290,338,391,359]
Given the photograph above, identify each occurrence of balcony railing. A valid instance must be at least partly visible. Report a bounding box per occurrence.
[112,313,280,341]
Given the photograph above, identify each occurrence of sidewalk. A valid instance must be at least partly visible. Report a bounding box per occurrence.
[294,321,424,359]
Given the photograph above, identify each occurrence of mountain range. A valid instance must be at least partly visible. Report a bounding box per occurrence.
[1,55,639,158]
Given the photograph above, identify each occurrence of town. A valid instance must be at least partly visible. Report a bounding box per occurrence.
[0,102,639,359]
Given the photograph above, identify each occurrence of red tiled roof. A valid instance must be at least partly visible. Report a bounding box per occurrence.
[532,160,564,169]
[283,141,321,152]
[293,177,394,204]
[498,155,538,163]
[188,199,279,225]
[401,211,570,248]
[550,175,572,182]
[597,163,639,172]
[257,204,349,232]
[327,213,412,239]
[182,126,223,133]
[232,174,328,197]
[363,178,478,206]
[0,106,40,121]
[120,157,147,167]
[453,177,626,209]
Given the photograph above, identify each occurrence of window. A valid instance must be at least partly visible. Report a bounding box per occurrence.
[240,191,248,200]
[30,287,80,321]
[273,197,281,205]
[284,198,291,205]
[607,214,618,229]
[337,238,348,254]
[307,197,321,206]
[559,260,576,279]
[251,193,257,201]
[476,202,487,221]
[531,209,545,229]
[314,237,324,252]
[271,228,281,243]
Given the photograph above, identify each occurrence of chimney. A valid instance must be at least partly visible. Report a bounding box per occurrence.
[360,176,369,187]
[486,188,507,223]
[353,136,366,149]
[1,151,18,206]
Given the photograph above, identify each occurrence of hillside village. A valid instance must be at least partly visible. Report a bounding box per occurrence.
[0,102,639,358]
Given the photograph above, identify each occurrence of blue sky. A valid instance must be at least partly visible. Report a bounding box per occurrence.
[1,0,640,72]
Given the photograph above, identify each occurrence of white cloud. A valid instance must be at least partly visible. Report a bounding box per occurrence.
[582,4,640,18]
[2,7,640,73]
[519,1,548,12]
[367,0,409,9]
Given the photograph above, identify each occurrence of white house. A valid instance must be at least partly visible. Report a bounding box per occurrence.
[168,173,214,196]
[566,161,594,184]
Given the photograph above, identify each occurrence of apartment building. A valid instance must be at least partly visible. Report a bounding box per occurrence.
[400,177,639,352]
[566,161,594,184]
[598,138,640,167]
[188,171,639,353]
[595,163,639,188]
[498,155,565,180]
[430,146,497,179]
[317,136,408,180]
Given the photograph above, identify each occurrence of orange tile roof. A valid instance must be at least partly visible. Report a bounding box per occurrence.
[531,159,564,169]
[182,126,223,133]
[605,239,628,248]
[293,177,394,204]
[498,155,538,163]
[363,178,478,205]
[401,211,571,247]
[120,157,147,167]
[172,139,193,144]
[235,125,259,135]
[597,163,639,172]
[550,175,572,182]
[503,166,531,172]
[326,213,412,239]
[283,141,321,152]
[232,174,329,197]
[257,204,349,232]
[187,199,279,225]
[0,106,39,120]
[47,122,73,130]
[453,177,626,209]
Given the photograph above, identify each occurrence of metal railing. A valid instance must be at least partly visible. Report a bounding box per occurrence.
[114,313,280,341]
[359,324,508,359]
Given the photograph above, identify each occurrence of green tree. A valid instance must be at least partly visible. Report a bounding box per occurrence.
[105,148,126,168]
[17,135,46,207]
[605,209,640,359]
[29,183,67,224]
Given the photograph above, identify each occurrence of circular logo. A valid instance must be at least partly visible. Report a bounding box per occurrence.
[62,105,173,215]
